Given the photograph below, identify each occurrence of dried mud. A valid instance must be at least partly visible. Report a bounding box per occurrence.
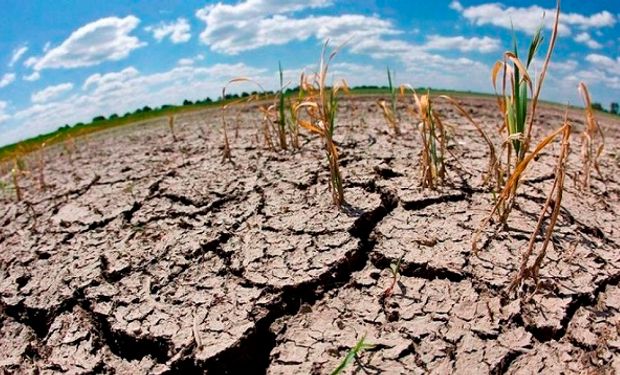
[1,96,619,374]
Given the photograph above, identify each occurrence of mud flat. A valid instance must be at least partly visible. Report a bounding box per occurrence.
[1,96,619,373]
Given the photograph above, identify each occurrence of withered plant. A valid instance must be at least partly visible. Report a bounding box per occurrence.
[412,91,447,189]
[486,0,560,222]
[577,82,605,191]
[377,67,401,136]
[168,115,177,142]
[295,41,348,206]
[508,120,571,294]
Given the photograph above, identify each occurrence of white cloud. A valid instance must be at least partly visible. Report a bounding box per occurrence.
[574,32,602,49]
[586,53,620,76]
[31,82,74,103]
[453,3,616,36]
[145,18,191,43]
[423,35,500,53]
[9,45,28,67]
[195,0,398,54]
[449,1,463,12]
[0,73,16,88]
[28,16,145,71]
[23,71,41,81]
[0,101,9,123]
[1,62,268,146]
[177,54,205,66]
[82,66,139,90]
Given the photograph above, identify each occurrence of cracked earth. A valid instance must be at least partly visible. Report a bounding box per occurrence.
[1,96,619,374]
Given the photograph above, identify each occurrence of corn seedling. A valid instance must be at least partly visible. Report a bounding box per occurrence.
[377,67,401,136]
[488,1,559,222]
[11,157,27,201]
[508,120,571,294]
[473,120,571,255]
[295,41,348,206]
[382,254,404,300]
[168,115,177,142]
[577,82,605,191]
[277,61,288,150]
[330,334,375,375]
[412,91,447,189]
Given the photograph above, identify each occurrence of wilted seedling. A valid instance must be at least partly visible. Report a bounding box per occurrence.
[577,82,605,191]
[168,115,177,142]
[221,78,264,161]
[509,120,571,294]
[377,67,401,136]
[330,334,375,375]
[382,254,404,299]
[295,41,348,206]
[488,1,560,221]
[412,91,447,189]
[11,157,27,201]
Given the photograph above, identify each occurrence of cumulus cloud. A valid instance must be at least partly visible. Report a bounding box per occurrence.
[27,16,145,71]
[9,45,28,67]
[23,71,41,81]
[586,53,620,76]
[31,82,74,103]
[0,101,9,123]
[0,73,16,88]
[145,18,191,43]
[423,35,500,53]
[195,0,397,54]
[574,32,602,49]
[452,2,616,36]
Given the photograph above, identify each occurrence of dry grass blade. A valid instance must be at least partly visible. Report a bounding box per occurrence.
[472,121,570,253]
[438,95,501,188]
[577,82,605,191]
[221,78,265,161]
[509,120,571,295]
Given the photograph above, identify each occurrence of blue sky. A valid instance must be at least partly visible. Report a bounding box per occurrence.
[0,0,618,146]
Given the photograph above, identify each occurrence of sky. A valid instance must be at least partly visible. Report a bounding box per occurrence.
[0,0,619,146]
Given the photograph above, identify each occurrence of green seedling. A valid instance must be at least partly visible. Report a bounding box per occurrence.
[277,61,288,150]
[330,334,375,375]
[382,254,404,299]
[295,41,348,206]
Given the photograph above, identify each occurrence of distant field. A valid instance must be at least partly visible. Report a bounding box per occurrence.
[1,87,615,162]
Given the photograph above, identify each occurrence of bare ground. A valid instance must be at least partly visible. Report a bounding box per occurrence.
[0,96,619,374]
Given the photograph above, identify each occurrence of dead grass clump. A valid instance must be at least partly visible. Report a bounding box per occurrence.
[295,42,348,207]
[577,82,605,191]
